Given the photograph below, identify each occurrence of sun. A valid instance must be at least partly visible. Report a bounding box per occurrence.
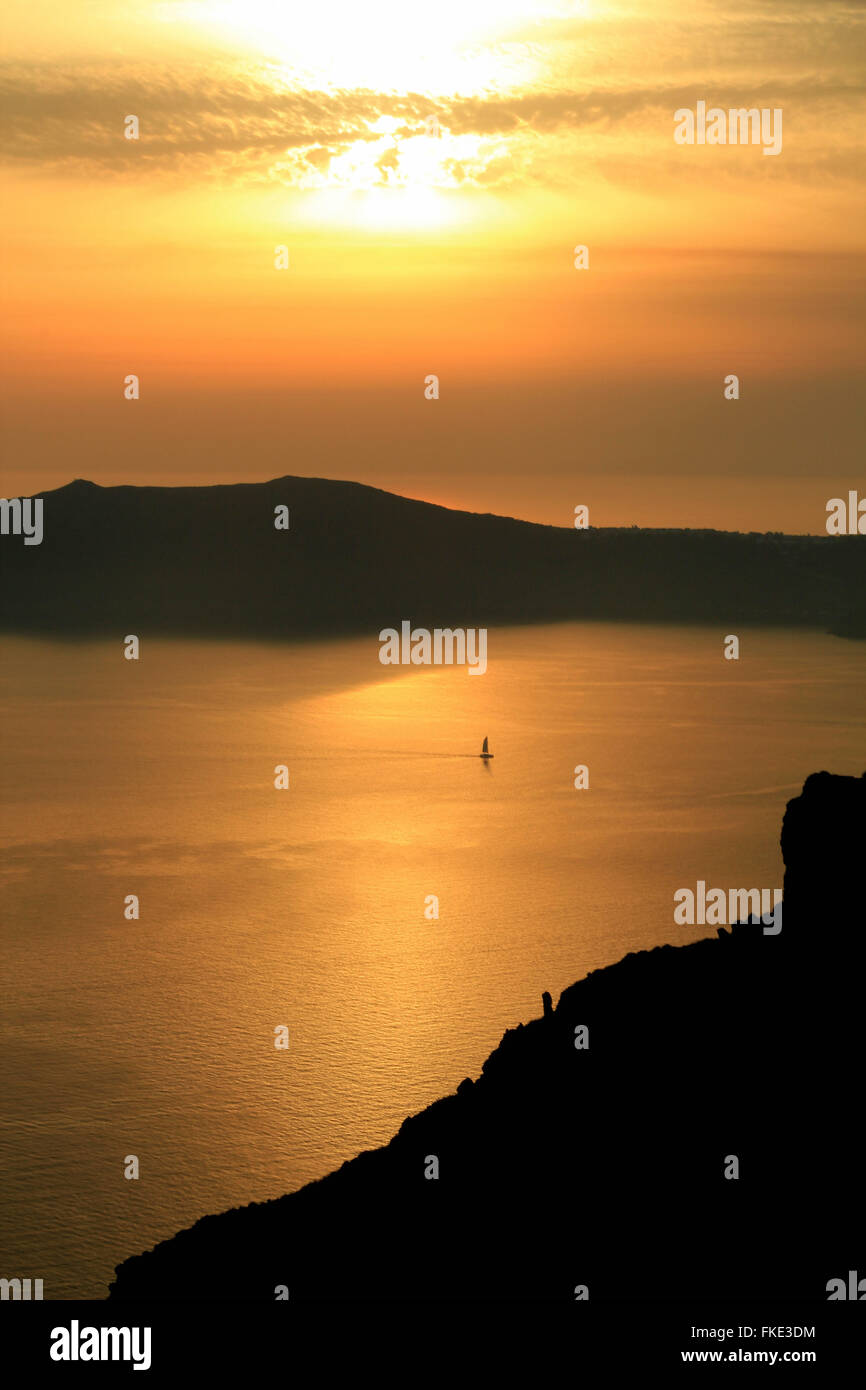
[170,0,541,91]
[160,0,546,216]
[310,184,464,232]
[268,118,496,226]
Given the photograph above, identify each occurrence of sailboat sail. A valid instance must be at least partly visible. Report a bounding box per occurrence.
[482,737,489,754]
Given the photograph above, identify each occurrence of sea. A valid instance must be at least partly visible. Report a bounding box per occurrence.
[1,622,863,1297]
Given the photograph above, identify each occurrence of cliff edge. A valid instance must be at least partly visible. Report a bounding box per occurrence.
[110,772,865,1301]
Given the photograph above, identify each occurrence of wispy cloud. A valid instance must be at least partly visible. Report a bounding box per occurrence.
[2,60,864,191]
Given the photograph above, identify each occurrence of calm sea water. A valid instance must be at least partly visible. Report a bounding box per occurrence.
[1,623,864,1297]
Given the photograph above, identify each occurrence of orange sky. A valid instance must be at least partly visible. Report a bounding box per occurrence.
[2,0,864,530]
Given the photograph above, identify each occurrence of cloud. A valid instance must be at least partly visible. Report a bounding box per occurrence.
[374,144,400,182]
[1,60,864,191]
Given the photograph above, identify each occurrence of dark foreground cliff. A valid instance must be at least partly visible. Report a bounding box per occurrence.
[110,772,865,1302]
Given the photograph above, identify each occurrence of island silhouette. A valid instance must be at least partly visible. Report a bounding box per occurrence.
[109,771,865,1301]
[2,477,864,638]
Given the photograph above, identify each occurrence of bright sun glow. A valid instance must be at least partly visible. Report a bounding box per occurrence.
[160,0,569,225]
[272,127,498,228]
[297,183,466,232]
[161,0,542,223]
[173,0,541,91]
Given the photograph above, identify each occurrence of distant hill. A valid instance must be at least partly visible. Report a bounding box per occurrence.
[2,476,864,637]
[108,771,866,1301]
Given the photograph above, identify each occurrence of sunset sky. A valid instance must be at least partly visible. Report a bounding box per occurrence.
[2,0,864,530]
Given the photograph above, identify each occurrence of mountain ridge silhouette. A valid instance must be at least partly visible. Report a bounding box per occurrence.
[3,476,864,638]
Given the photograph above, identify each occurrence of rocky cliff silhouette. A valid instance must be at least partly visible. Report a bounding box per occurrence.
[109,772,864,1301]
[2,477,865,637]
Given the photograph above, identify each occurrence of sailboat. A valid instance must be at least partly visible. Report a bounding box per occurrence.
[480,736,493,760]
